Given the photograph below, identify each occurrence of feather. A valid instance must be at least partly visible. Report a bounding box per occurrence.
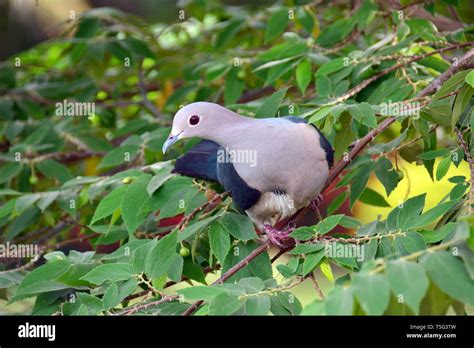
[172,140,220,181]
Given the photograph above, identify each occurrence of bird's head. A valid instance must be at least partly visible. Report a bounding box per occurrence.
[162,102,238,153]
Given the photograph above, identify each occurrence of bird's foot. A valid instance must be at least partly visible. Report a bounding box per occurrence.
[263,224,294,248]
[310,194,323,211]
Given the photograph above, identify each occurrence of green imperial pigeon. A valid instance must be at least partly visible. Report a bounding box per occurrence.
[163,102,334,247]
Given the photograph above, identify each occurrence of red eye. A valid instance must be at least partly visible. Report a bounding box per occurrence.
[189,115,200,126]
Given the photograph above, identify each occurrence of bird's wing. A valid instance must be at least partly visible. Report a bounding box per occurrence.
[172,140,220,181]
[281,116,334,168]
[172,139,261,212]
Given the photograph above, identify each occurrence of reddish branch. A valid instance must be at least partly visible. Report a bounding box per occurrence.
[181,240,271,316]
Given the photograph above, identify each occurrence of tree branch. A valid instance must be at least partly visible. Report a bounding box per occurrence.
[331,42,473,105]
[182,240,271,316]
[290,45,474,233]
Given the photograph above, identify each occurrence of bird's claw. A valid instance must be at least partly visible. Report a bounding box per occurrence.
[310,194,323,211]
[263,224,294,248]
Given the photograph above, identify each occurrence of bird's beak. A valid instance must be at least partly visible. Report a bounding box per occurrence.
[162,132,182,154]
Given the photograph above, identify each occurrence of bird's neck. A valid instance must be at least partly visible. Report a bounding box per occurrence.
[207,114,258,148]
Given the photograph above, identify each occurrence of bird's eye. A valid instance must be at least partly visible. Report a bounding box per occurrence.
[189,115,200,126]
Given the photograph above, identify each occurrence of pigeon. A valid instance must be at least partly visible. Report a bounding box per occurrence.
[163,102,334,246]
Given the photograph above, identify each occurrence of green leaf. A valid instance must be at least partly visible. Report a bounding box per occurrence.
[264,8,290,43]
[255,87,289,118]
[418,148,450,160]
[77,293,103,315]
[208,221,231,264]
[350,162,374,208]
[325,286,353,315]
[121,174,151,234]
[433,69,471,101]
[296,60,312,94]
[316,18,355,47]
[303,249,325,276]
[239,277,265,292]
[224,67,245,105]
[296,6,316,33]
[315,58,346,77]
[90,185,127,225]
[277,291,302,315]
[465,69,474,88]
[36,160,72,184]
[98,145,140,170]
[75,16,100,38]
[289,226,315,241]
[214,18,244,49]
[315,214,345,235]
[131,240,156,274]
[146,168,173,196]
[327,190,348,214]
[435,156,451,181]
[359,187,391,207]
[421,251,474,306]
[145,230,178,278]
[121,37,154,58]
[288,243,325,255]
[420,223,455,244]
[37,191,59,212]
[352,273,390,315]
[177,286,227,301]
[15,194,40,212]
[349,102,377,128]
[394,231,426,256]
[81,263,132,285]
[386,259,429,314]
[451,83,473,130]
[179,215,219,241]
[316,75,332,97]
[0,162,22,183]
[209,292,244,315]
[412,200,458,229]
[308,106,332,124]
[374,157,399,196]
[245,295,271,315]
[220,212,257,241]
[5,206,40,240]
[222,241,272,282]
[102,283,120,310]
[393,194,426,231]
[13,259,71,299]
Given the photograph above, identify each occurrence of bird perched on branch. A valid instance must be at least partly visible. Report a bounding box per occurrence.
[163,102,334,247]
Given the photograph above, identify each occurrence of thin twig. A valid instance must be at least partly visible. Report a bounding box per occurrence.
[137,59,162,118]
[309,272,325,299]
[329,42,473,105]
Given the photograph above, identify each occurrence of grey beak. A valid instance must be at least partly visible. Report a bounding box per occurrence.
[162,133,181,154]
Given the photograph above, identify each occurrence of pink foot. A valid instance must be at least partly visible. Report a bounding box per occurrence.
[263,224,294,248]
